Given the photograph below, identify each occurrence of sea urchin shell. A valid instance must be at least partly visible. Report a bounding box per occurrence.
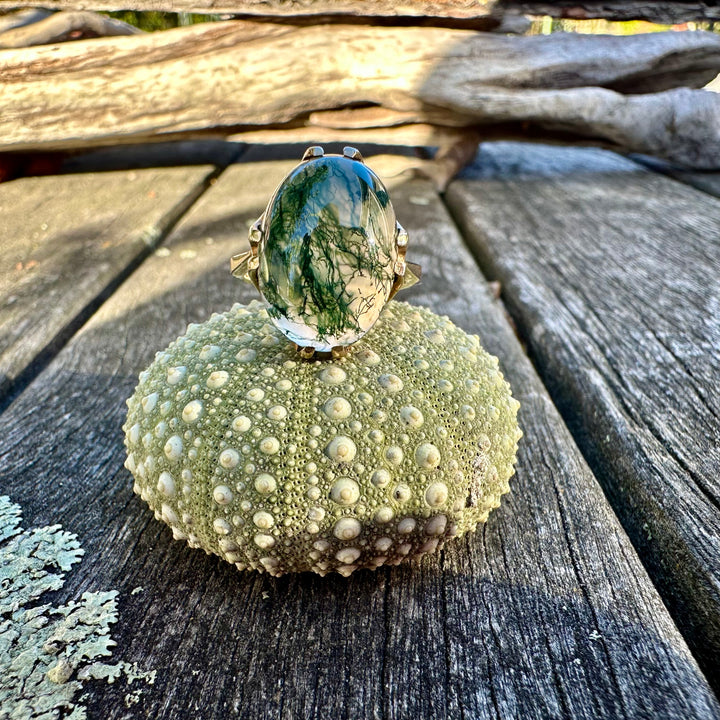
[123,300,521,576]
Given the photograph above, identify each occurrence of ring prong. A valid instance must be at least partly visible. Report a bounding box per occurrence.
[403,262,422,288]
[343,146,364,162]
[302,146,324,161]
[396,221,409,249]
[230,250,251,277]
[249,216,263,245]
[230,251,260,292]
[331,346,351,359]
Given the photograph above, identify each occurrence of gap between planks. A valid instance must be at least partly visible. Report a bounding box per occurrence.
[1,151,718,718]
[443,141,720,692]
[0,144,244,415]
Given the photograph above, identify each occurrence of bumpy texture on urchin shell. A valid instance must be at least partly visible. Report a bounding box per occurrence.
[123,300,521,577]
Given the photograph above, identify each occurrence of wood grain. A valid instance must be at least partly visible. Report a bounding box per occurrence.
[0,8,53,34]
[1,22,719,169]
[503,0,720,22]
[0,0,499,26]
[0,0,716,23]
[0,163,219,406]
[631,155,720,200]
[446,142,720,688]
[1,151,717,718]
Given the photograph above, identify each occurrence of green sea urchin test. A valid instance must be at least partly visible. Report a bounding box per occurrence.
[123,300,521,576]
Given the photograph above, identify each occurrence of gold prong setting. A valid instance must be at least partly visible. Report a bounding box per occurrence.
[343,146,364,162]
[302,146,324,161]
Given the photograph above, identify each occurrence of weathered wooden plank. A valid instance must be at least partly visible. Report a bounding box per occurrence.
[657,168,720,197]
[2,22,719,170]
[0,0,717,23]
[59,138,245,173]
[631,155,720,200]
[1,151,718,718]
[0,162,221,406]
[445,142,720,688]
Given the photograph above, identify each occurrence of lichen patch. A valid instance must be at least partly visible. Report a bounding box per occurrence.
[0,496,154,717]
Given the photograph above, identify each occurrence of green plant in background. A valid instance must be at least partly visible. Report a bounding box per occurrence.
[105,10,223,31]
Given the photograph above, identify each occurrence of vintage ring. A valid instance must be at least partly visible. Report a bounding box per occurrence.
[230,146,420,358]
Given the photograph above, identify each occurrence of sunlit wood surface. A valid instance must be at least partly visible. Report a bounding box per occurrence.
[0,142,718,718]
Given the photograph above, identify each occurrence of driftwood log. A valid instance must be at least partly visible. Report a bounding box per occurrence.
[0,10,141,48]
[502,0,720,22]
[1,22,720,172]
[0,0,719,24]
[0,8,54,33]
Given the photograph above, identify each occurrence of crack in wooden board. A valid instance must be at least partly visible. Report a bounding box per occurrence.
[445,141,720,690]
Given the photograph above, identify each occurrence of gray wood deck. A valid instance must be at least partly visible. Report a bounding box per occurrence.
[0,143,718,719]
[0,162,222,407]
[445,143,720,685]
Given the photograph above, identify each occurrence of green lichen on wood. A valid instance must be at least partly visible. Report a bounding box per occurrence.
[0,496,153,719]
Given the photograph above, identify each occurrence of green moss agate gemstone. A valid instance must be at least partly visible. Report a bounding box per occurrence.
[258,155,398,351]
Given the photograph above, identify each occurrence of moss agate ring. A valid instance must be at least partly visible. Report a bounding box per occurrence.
[230,146,420,357]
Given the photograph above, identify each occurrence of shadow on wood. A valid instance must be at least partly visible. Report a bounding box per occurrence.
[1,155,717,718]
[446,141,720,690]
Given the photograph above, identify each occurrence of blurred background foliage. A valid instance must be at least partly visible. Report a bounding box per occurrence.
[103,10,719,35]
[105,10,223,30]
[528,16,718,34]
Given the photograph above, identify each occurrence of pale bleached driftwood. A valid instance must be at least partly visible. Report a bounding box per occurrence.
[0,0,717,24]
[503,0,720,23]
[0,0,498,27]
[1,22,720,169]
[446,141,720,688]
[0,8,53,34]
[0,11,142,49]
[232,123,484,190]
[0,152,718,718]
